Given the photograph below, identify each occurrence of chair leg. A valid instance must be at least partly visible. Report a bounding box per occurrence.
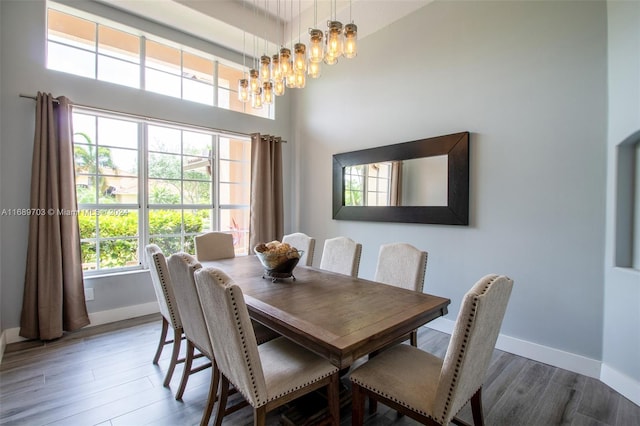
[351,383,365,426]
[410,329,418,347]
[175,340,195,398]
[326,374,340,426]
[214,375,230,426]
[254,406,267,426]
[200,361,220,426]
[153,318,169,364]
[368,397,378,415]
[470,387,484,426]
[163,327,183,387]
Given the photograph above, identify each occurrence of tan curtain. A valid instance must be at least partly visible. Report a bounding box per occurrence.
[20,92,90,340]
[390,161,403,206]
[249,133,284,250]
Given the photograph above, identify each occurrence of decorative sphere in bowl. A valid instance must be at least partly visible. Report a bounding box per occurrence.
[254,241,303,281]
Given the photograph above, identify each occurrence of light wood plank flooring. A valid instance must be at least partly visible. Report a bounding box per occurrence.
[1,314,638,426]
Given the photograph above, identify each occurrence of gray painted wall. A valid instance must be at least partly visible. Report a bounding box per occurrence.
[293,0,608,360]
[0,0,292,330]
[604,1,640,384]
[1,0,636,398]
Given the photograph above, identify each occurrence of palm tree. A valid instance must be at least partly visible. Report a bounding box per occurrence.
[74,132,116,202]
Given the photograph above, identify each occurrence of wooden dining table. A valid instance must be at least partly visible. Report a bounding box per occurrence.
[200,255,450,369]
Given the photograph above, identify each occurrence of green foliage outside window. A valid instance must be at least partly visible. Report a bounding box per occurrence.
[78,209,206,270]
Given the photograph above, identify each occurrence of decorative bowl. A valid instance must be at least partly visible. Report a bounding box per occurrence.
[254,244,303,282]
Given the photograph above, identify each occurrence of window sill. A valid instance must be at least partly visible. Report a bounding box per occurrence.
[83,267,147,281]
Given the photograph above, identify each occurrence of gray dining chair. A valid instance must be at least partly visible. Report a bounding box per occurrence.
[350,274,514,426]
[194,266,341,426]
[282,232,315,266]
[194,231,235,261]
[145,244,184,388]
[319,236,362,277]
[374,242,428,346]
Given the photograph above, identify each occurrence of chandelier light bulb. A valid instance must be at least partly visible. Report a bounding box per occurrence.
[263,81,274,104]
[279,47,292,76]
[294,43,307,72]
[344,23,358,58]
[274,78,285,96]
[308,29,324,63]
[260,55,271,82]
[249,69,261,93]
[251,87,263,109]
[324,52,338,65]
[295,69,306,88]
[307,61,321,78]
[326,21,344,59]
[271,54,282,80]
[237,78,250,102]
[286,65,297,88]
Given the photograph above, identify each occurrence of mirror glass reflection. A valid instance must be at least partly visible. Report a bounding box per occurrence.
[344,155,448,207]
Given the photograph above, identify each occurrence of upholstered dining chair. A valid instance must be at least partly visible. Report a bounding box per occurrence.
[194,267,341,426]
[319,236,362,277]
[145,244,184,388]
[167,252,279,426]
[194,233,280,343]
[350,274,514,426]
[194,231,235,261]
[374,242,428,346]
[166,253,217,426]
[282,232,316,266]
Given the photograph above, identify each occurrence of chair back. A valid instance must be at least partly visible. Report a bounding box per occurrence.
[195,232,235,261]
[374,243,427,292]
[167,252,213,358]
[282,232,315,266]
[319,236,362,277]
[194,267,268,408]
[433,274,513,424]
[145,244,182,329]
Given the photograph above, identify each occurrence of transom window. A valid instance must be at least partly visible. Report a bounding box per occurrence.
[47,4,272,119]
[73,109,251,274]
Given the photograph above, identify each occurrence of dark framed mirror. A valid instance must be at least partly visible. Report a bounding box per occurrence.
[332,132,469,225]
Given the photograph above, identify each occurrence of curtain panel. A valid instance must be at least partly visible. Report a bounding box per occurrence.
[249,134,284,250]
[20,92,90,340]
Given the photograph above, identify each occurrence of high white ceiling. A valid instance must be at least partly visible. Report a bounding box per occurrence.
[97,0,432,55]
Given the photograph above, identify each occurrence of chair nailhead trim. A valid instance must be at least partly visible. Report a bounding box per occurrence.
[215,270,335,408]
[353,275,499,425]
[438,275,497,423]
[153,253,181,329]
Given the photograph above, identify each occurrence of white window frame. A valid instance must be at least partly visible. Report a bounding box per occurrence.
[74,107,251,276]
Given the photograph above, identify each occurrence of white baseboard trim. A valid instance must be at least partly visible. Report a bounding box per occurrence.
[87,302,159,328]
[425,318,602,378]
[601,363,640,406]
[2,302,160,346]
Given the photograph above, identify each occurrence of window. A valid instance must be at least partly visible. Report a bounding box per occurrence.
[73,109,251,274]
[47,3,273,119]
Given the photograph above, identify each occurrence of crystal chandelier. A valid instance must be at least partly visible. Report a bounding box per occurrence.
[238,0,358,107]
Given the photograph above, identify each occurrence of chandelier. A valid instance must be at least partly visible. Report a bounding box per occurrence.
[238,0,358,108]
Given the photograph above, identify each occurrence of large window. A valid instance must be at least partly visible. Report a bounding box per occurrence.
[73,109,251,274]
[47,4,272,119]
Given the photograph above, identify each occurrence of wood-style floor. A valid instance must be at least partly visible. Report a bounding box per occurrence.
[1,314,638,426]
